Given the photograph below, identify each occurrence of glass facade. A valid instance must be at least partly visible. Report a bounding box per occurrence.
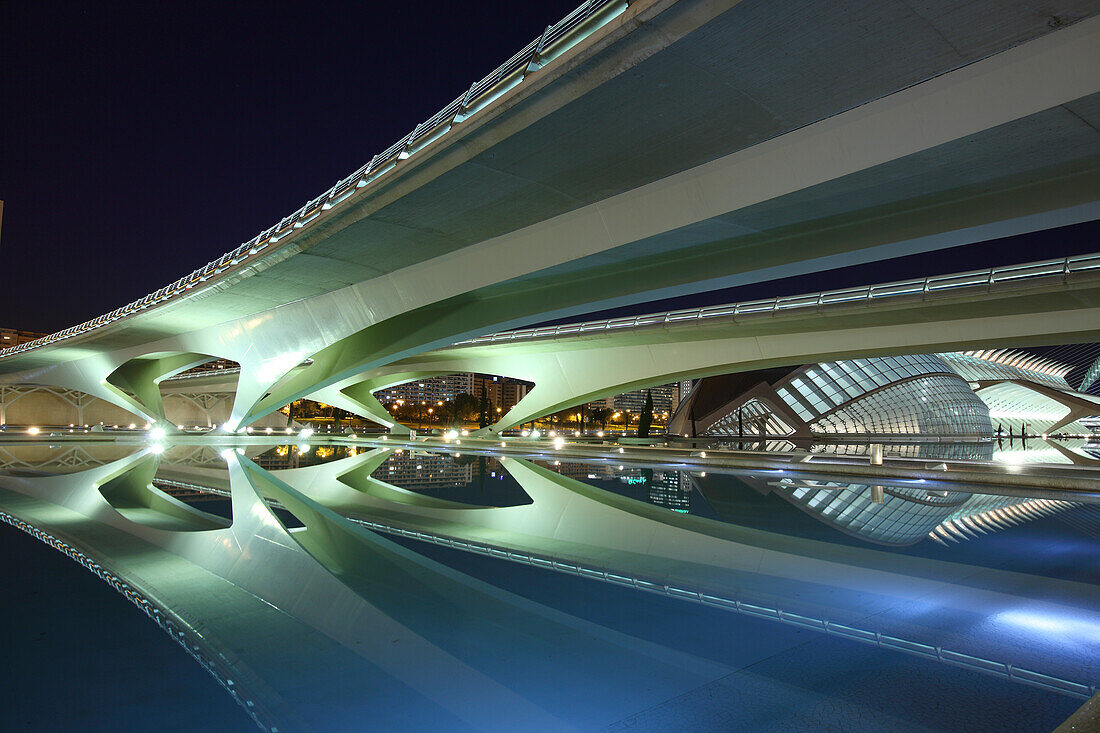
[812,375,991,436]
[775,354,956,424]
[777,479,971,546]
[705,398,795,437]
[696,354,992,439]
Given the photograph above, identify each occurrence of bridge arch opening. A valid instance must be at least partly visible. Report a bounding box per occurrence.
[96,454,231,532]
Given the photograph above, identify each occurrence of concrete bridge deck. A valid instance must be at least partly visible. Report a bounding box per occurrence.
[1,0,1097,434]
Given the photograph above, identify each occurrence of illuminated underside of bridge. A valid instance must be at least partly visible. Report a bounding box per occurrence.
[1,0,1098,434]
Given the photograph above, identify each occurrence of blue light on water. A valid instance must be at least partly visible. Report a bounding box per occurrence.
[995,609,1100,644]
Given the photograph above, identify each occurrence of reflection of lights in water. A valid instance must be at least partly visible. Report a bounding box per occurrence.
[994,448,1071,465]
[995,609,1100,644]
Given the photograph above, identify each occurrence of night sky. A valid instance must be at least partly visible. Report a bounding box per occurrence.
[2,1,1098,334]
[1,1,582,332]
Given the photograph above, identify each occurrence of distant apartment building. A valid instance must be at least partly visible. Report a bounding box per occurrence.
[376,374,476,405]
[587,382,682,417]
[0,328,47,347]
[375,373,531,411]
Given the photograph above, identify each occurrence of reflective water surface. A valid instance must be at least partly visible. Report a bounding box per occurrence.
[0,436,1097,731]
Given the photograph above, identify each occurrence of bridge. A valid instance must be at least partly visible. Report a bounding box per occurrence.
[305,252,1100,434]
[3,2,1100,728]
[0,0,1097,434]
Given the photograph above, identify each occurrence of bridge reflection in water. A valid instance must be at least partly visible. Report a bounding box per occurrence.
[0,438,1097,731]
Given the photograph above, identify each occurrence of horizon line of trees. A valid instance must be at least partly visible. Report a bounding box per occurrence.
[280,391,662,433]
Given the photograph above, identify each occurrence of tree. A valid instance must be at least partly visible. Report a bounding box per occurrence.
[590,407,610,430]
[638,390,654,438]
[478,391,489,429]
[452,392,479,426]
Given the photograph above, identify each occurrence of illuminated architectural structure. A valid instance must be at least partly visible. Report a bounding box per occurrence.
[0,3,1096,437]
[671,350,1100,441]
[694,471,1073,548]
[0,3,1098,728]
[669,355,992,440]
[942,350,1100,435]
[0,381,290,430]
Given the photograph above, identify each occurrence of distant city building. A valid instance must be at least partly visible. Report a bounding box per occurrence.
[373,451,474,490]
[647,471,692,513]
[375,373,532,412]
[588,383,681,418]
[0,327,47,347]
[480,376,530,411]
[376,374,476,405]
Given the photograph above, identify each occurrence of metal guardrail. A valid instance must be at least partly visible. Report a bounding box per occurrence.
[458,253,1100,345]
[0,0,633,362]
[162,366,243,382]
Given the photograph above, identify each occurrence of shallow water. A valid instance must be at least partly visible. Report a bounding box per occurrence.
[0,437,1096,731]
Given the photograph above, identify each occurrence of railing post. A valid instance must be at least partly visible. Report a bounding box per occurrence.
[526,25,553,73]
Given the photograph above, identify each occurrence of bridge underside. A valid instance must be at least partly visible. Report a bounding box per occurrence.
[303,265,1100,434]
[1,3,1097,435]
